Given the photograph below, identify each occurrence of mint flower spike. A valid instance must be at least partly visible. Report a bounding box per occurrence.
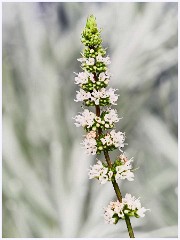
[74,15,149,238]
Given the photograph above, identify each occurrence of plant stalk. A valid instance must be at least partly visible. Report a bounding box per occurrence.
[95,105,135,238]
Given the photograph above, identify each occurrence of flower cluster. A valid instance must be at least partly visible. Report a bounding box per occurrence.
[81,130,126,155]
[104,194,149,224]
[74,108,120,131]
[99,130,126,152]
[74,71,110,91]
[88,154,134,184]
[78,55,111,66]
[79,49,109,74]
[88,160,113,184]
[77,55,111,73]
[75,88,119,106]
[114,154,134,181]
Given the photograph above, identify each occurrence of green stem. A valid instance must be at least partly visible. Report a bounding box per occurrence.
[95,105,135,238]
[125,214,135,238]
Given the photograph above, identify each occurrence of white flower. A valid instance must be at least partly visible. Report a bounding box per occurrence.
[104,205,115,224]
[96,55,103,62]
[104,200,124,224]
[120,170,134,181]
[95,116,101,123]
[82,131,97,155]
[106,88,119,105]
[100,134,112,146]
[74,115,85,127]
[88,161,114,184]
[104,208,116,224]
[133,199,142,210]
[123,193,136,209]
[114,205,124,218]
[115,156,134,181]
[74,71,94,85]
[77,57,95,66]
[104,109,120,124]
[100,130,125,151]
[99,72,106,82]
[98,71,111,85]
[122,194,148,213]
[88,160,104,179]
[99,174,108,184]
[96,55,111,65]
[105,57,111,65]
[116,165,125,173]
[119,154,129,164]
[74,72,88,85]
[77,57,86,63]
[88,160,110,184]
[86,58,95,65]
[74,89,91,102]
[110,130,125,150]
[91,88,107,105]
[82,138,97,155]
[74,109,95,128]
[136,207,149,218]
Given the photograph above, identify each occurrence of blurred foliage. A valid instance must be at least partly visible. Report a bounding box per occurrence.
[2,2,178,238]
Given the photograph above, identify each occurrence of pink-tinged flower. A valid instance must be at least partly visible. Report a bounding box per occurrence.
[86,130,96,139]
[104,200,124,224]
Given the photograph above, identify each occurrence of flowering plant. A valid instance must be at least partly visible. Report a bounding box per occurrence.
[74,15,149,238]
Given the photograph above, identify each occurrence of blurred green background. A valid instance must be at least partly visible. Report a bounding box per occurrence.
[2,2,178,238]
